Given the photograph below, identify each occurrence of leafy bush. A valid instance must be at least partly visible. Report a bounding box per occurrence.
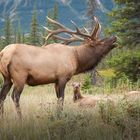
[107,50,140,83]
[81,74,92,90]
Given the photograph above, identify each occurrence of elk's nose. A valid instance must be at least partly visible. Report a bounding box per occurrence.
[74,86,79,89]
[111,36,117,43]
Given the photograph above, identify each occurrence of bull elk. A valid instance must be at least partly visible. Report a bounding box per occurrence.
[0,16,117,118]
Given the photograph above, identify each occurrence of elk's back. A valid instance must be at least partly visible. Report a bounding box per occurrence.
[0,44,77,85]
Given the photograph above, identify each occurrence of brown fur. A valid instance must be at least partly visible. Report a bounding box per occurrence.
[72,82,84,102]
[0,37,116,117]
[124,91,140,101]
[72,82,114,107]
[72,82,98,107]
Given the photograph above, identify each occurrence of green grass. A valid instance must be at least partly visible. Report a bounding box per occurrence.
[99,68,115,78]
[0,84,140,140]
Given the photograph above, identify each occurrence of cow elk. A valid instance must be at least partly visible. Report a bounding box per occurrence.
[72,82,84,102]
[0,16,117,118]
[72,82,114,107]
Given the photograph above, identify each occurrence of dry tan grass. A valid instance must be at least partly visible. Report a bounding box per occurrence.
[0,84,140,140]
[3,85,139,119]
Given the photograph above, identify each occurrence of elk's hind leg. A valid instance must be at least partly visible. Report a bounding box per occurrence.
[11,84,24,119]
[11,73,27,119]
[0,77,13,115]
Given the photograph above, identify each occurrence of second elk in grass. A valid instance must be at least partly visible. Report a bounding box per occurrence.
[72,82,114,107]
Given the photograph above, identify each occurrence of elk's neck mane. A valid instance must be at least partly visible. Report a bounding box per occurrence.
[74,45,103,74]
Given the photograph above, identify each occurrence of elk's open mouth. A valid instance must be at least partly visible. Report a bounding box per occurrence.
[110,36,117,44]
[110,36,118,48]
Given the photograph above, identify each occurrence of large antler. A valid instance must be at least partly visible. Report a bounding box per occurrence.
[44,16,101,45]
[43,17,90,45]
[91,16,101,40]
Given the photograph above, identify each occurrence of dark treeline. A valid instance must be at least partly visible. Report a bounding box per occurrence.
[0,2,59,48]
[105,0,140,83]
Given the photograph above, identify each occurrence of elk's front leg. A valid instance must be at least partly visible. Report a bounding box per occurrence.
[55,82,60,98]
[57,79,67,107]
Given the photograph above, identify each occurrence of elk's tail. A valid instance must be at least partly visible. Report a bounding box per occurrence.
[0,45,16,78]
[0,46,13,77]
[0,52,8,77]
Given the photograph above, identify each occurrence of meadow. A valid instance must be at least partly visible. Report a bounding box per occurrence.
[0,0,139,139]
[0,74,140,140]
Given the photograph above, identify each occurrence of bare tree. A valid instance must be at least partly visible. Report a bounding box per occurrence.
[86,0,100,85]
[86,0,97,28]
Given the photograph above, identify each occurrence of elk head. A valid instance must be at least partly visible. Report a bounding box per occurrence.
[72,82,81,92]
[72,82,83,102]
[44,16,117,73]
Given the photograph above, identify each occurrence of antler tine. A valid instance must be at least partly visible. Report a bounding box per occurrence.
[44,28,85,45]
[52,35,84,45]
[53,34,84,41]
[43,25,74,43]
[71,20,81,33]
[43,26,55,42]
[83,27,90,35]
[47,17,90,38]
[71,20,91,38]
[47,16,77,34]
[91,16,101,40]
[45,17,82,43]
[47,16,66,29]
[44,17,93,44]
[43,26,52,33]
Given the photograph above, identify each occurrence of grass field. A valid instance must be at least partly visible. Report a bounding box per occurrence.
[0,83,140,140]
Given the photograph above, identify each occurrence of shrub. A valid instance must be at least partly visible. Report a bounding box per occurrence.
[81,74,92,90]
[107,50,140,83]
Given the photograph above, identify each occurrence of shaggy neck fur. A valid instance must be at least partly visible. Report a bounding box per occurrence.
[74,44,104,74]
[73,89,84,102]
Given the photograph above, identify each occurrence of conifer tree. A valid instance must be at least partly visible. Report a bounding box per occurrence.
[29,3,40,45]
[4,15,13,46]
[44,2,59,44]
[86,0,98,85]
[53,2,58,22]
[106,0,140,46]
[16,18,22,43]
[105,0,140,82]
[22,33,25,43]
[86,0,97,28]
